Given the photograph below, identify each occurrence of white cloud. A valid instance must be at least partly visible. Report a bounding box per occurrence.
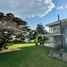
[65,5,67,8]
[56,4,67,10]
[8,0,55,17]
[56,6,64,10]
[45,27,49,32]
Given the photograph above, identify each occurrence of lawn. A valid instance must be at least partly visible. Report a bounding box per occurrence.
[0,43,67,67]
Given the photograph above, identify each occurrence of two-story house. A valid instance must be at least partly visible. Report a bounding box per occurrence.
[46,19,67,49]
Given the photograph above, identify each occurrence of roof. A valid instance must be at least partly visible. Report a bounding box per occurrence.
[46,18,67,27]
[46,21,60,27]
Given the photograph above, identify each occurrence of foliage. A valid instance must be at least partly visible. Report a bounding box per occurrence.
[13,34,25,44]
[0,29,13,50]
[6,13,14,17]
[0,12,4,20]
[36,23,47,34]
[0,12,4,17]
[36,23,49,43]
[0,12,29,50]
[13,17,27,25]
[29,30,37,40]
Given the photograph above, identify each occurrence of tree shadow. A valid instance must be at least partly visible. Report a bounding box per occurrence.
[0,45,37,67]
[0,45,52,67]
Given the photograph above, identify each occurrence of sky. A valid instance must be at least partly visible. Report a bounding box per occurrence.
[0,0,67,31]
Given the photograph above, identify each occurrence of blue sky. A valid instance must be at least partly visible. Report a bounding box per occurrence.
[0,0,67,31]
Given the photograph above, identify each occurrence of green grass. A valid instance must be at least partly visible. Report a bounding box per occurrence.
[0,43,67,67]
[8,43,35,49]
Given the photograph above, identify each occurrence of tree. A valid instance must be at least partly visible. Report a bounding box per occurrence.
[0,12,4,17]
[36,23,48,45]
[29,30,36,40]
[0,29,13,50]
[28,30,38,46]
[0,12,4,20]
[36,23,47,34]
[13,17,27,25]
[0,12,30,50]
[6,13,14,17]
[6,13,14,21]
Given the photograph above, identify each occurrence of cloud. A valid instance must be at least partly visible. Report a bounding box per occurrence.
[0,0,55,17]
[10,0,55,17]
[56,6,64,10]
[45,27,49,32]
[56,4,67,10]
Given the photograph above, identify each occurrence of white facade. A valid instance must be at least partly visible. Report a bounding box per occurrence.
[47,20,67,48]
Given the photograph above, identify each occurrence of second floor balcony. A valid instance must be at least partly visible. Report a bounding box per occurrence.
[49,28,61,34]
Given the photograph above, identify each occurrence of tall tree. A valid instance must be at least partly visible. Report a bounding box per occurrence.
[0,12,30,50]
[36,23,47,34]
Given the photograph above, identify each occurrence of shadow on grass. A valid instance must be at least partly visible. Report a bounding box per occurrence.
[0,46,38,67]
[0,46,50,62]
[0,46,66,67]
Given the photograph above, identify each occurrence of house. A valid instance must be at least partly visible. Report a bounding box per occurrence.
[46,19,67,49]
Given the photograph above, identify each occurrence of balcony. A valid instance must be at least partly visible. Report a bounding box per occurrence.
[49,26,61,34]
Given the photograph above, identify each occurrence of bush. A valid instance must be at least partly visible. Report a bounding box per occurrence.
[13,39,25,44]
